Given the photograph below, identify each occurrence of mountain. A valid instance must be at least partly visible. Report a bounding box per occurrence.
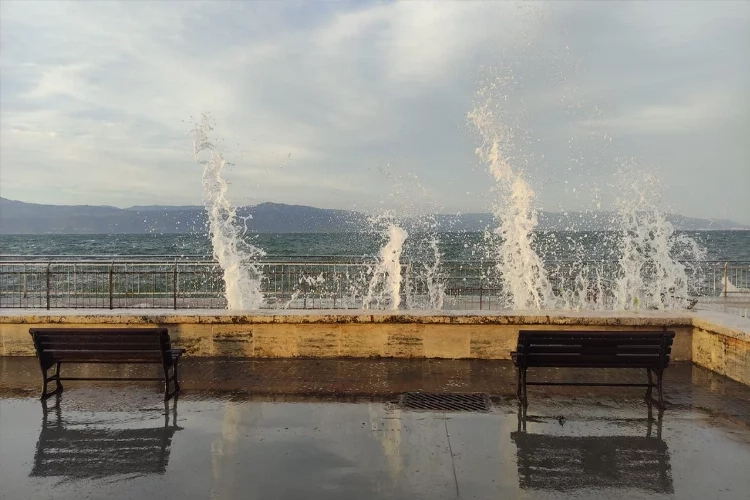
[0,197,747,234]
[0,198,368,234]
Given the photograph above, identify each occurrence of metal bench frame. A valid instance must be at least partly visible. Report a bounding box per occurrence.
[29,327,184,401]
[511,330,675,409]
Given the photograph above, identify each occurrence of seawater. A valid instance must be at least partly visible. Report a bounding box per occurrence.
[2,231,748,262]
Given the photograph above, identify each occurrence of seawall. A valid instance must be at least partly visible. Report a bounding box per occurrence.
[1,309,748,386]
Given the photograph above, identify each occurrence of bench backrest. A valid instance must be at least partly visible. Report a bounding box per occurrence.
[29,328,172,364]
[515,330,675,369]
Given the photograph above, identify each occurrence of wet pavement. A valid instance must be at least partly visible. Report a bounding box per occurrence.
[1,358,750,499]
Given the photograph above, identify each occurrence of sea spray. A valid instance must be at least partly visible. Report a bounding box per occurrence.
[422,235,445,310]
[371,169,445,310]
[612,169,705,310]
[192,114,265,309]
[363,221,408,310]
[468,76,553,309]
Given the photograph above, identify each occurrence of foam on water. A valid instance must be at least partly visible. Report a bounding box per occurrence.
[192,115,265,310]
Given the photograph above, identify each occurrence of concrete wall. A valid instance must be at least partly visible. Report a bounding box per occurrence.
[3,310,747,386]
[0,311,694,361]
[692,313,750,386]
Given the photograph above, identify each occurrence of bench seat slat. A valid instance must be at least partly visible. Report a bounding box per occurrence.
[39,342,163,350]
[43,352,165,362]
[519,330,671,336]
[53,361,167,365]
[518,354,661,364]
[522,361,663,368]
[37,334,164,339]
[525,345,667,354]
[44,349,164,354]
[520,337,671,346]
[30,328,167,335]
[34,336,166,344]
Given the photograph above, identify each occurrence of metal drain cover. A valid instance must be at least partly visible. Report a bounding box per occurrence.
[399,392,491,413]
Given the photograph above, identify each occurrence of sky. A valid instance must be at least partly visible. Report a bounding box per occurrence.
[1,0,749,223]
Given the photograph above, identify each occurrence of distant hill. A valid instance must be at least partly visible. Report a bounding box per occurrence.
[0,197,747,234]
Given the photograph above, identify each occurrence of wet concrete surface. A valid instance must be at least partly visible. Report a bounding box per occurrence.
[1,358,750,499]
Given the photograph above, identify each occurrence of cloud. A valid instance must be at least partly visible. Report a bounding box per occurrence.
[574,90,742,135]
[0,0,748,223]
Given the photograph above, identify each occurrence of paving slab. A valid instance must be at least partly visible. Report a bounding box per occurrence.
[1,358,749,499]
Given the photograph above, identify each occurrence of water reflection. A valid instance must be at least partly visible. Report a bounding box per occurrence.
[512,405,673,493]
[30,397,181,480]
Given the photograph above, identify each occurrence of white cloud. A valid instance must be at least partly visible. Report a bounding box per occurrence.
[0,0,748,223]
[574,90,741,135]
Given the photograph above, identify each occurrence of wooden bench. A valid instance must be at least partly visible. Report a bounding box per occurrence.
[511,330,675,408]
[29,327,184,400]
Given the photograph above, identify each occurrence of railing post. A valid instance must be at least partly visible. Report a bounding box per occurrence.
[404,261,411,310]
[724,262,728,299]
[173,261,178,310]
[123,263,127,301]
[46,263,51,310]
[109,262,114,310]
[479,286,483,311]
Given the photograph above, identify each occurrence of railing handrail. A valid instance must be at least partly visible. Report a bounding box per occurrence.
[1,256,749,265]
[1,257,747,317]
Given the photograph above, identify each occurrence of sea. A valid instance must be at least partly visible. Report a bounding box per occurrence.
[1,231,748,262]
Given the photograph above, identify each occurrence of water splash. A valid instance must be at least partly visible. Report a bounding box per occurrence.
[371,169,445,310]
[468,76,553,309]
[363,222,408,310]
[284,273,325,309]
[612,170,705,310]
[192,114,265,310]
[422,235,445,309]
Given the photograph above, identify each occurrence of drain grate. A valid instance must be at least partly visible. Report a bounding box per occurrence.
[399,392,491,413]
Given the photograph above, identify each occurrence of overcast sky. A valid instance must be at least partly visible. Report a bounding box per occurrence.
[1,1,748,223]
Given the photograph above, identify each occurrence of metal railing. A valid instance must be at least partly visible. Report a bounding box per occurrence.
[0,257,748,313]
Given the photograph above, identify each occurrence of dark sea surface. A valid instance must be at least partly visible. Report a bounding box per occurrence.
[1,231,748,262]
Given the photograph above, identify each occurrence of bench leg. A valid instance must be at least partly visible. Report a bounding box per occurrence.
[656,369,665,409]
[163,365,173,401]
[521,368,528,408]
[173,359,181,394]
[40,362,63,400]
[517,404,527,432]
[163,359,181,401]
[645,368,666,410]
[516,368,523,402]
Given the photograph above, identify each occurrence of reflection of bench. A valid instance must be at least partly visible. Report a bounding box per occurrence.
[512,407,672,493]
[511,330,675,408]
[31,401,180,480]
[29,328,184,400]
[511,431,673,493]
